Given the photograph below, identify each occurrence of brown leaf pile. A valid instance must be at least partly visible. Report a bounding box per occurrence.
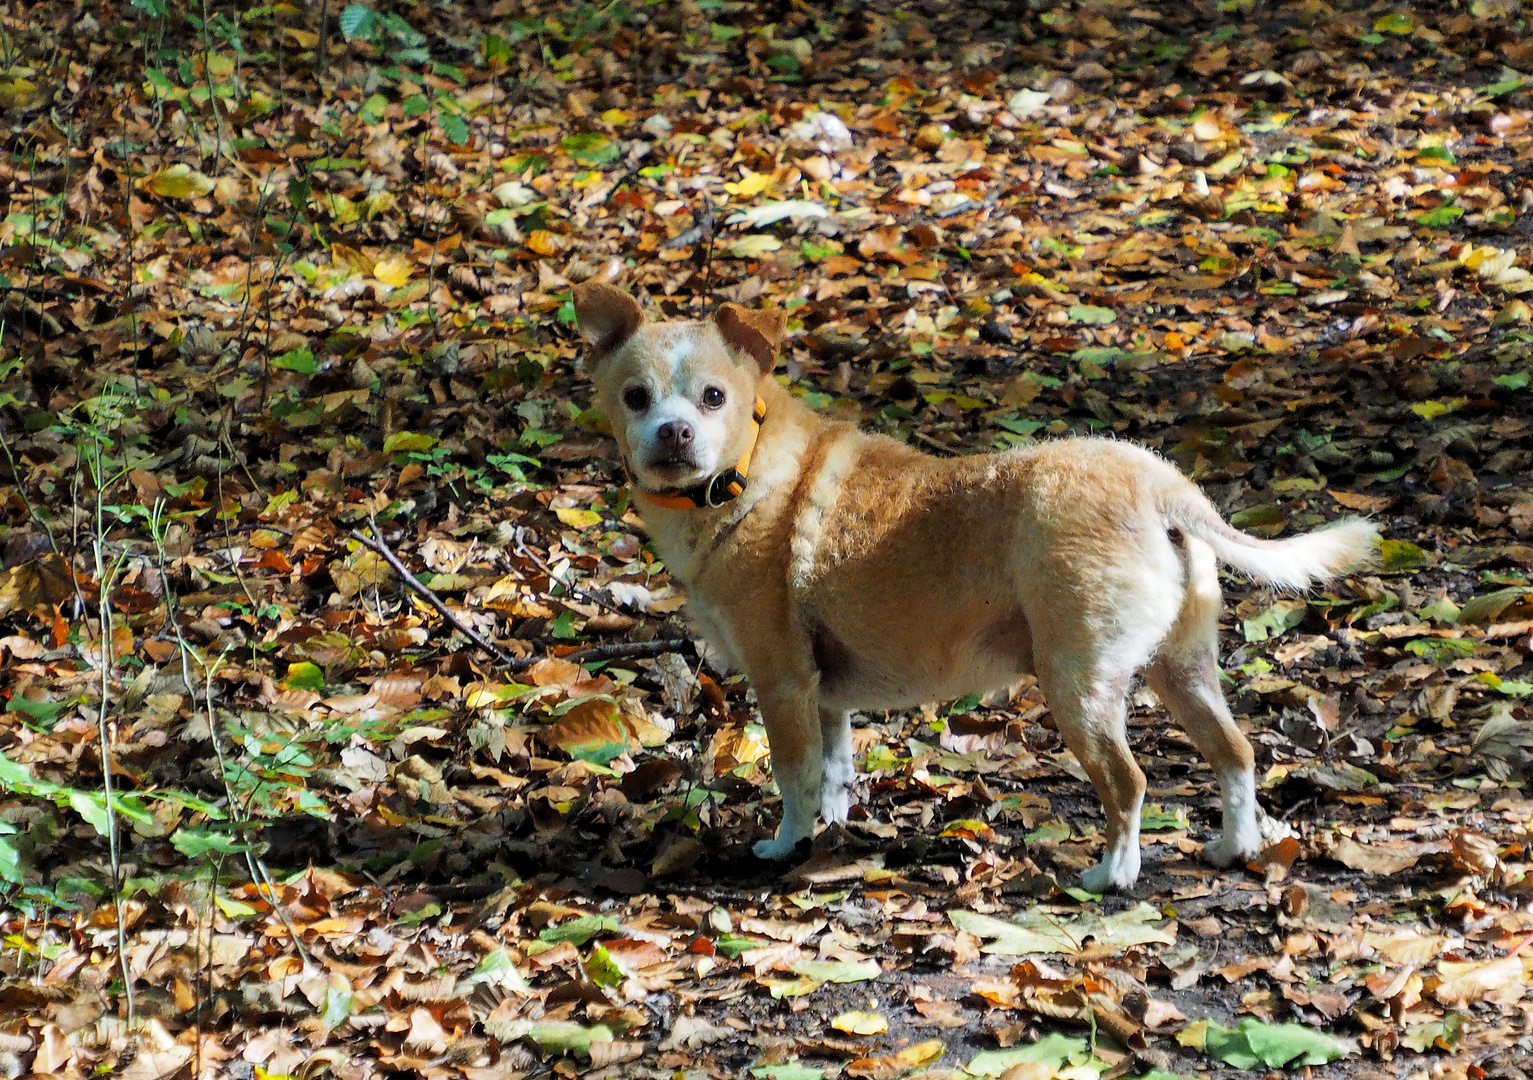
[1,0,1532,1078]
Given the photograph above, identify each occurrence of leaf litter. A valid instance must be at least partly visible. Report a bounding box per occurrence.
[0,0,1531,1078]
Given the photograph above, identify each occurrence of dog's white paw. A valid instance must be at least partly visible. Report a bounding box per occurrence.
[753,834,805,860]
[1258,814,1295,844]
[1204,830,1266,868]
[1206,816,1287,868]
[1080,848,1140,893]
[820,784,851,825]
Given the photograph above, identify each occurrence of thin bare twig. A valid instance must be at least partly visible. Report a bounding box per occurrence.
[351,522,696,672]
[88,442,134,1026]
[510,525,627,619]
[149,501,313,988]
[503,637,696,673]
[351,521,517,666]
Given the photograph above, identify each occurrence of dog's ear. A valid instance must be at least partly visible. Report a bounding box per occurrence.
[713,303,787,375]
[574,282,644,356]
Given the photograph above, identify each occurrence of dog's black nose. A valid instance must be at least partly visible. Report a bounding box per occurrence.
[657,421,694,446]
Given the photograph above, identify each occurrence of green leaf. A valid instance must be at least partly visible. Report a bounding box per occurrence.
[1379,538,1427,571]
[1024,818,1071,844]
[585,944,627,987]
[539,913,620,946]
[1495,371,1530,390]
[397,901,442,927]
[751,1064,824,1080]
[5,697,73,725]
[713,933,767,958]
[1418,204,1465,228]
[214,894,259,918]
[788,958,880,984]
[440,110,470,146]
[1140,804,1189,831]
[171,828,249,859]
[0,834,23,885]
[1402,1012,1463,1053]
[1458,586,1531,625]
[1417,596,1461,624]
[64,790,111,835]
[1404,637,1476,664]
[965,1033,1098,1077]
[462,947,530,994]
[481,33,512,67]
[320,979,354,1029]
[1193,1018,1356,1069]
[516,1021,614,1058]
[1374,12,1415,33]
[1482,73,1529,98]
[383,431,440,453]
[337,3,376,41]
[283,661,325,691]
[272,347,317,375]
[1479,673,1533,697]
[1242,598,1307,642]
[1229,503,1285,531]
[1067,304,1116,325]
[560,132,620,167]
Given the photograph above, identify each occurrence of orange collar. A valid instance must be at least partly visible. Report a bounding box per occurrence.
[632,397,767,511]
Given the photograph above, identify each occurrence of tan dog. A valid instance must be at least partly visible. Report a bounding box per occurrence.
[575,283,1378,891]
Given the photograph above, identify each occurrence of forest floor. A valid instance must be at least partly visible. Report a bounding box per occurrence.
[1,0,1533,1078]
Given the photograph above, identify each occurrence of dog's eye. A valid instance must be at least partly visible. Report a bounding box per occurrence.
[622,386,651,412]
[701,387,726,410]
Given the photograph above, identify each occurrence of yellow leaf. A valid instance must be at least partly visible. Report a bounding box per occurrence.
[724,169,776,198]
[365,190,397,219]
[1177,1018,1210,1049]
[728,234,783,259]
[325,194,359,224]
[373,256,414,288]
[142,164,215,200]
[526,230,567,256]
[555,507,602,529]
[846,1039,943,1078]
[1411,398,1464,421]
[831,1010,888,1035]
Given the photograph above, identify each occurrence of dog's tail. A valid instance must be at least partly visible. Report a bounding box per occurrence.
[1162,485,1380,592]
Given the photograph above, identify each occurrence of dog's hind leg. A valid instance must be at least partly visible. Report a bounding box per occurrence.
[1146,535,1269,867]
[819,708,855,825]
[1042,664,1146,892]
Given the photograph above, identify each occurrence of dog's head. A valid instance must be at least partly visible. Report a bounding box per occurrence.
[574,282,785,494]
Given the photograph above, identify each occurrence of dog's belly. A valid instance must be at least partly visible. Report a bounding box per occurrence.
[813,605,1033,712]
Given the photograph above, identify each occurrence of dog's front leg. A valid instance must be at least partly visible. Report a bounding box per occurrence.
[752,678,822,860]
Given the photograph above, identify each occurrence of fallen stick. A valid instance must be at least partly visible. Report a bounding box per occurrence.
[352,522,518,666]
[350,522,697,673]
[509,637,697,673]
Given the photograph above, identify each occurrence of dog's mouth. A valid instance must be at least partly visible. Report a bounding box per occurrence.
[640,455,705,486]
